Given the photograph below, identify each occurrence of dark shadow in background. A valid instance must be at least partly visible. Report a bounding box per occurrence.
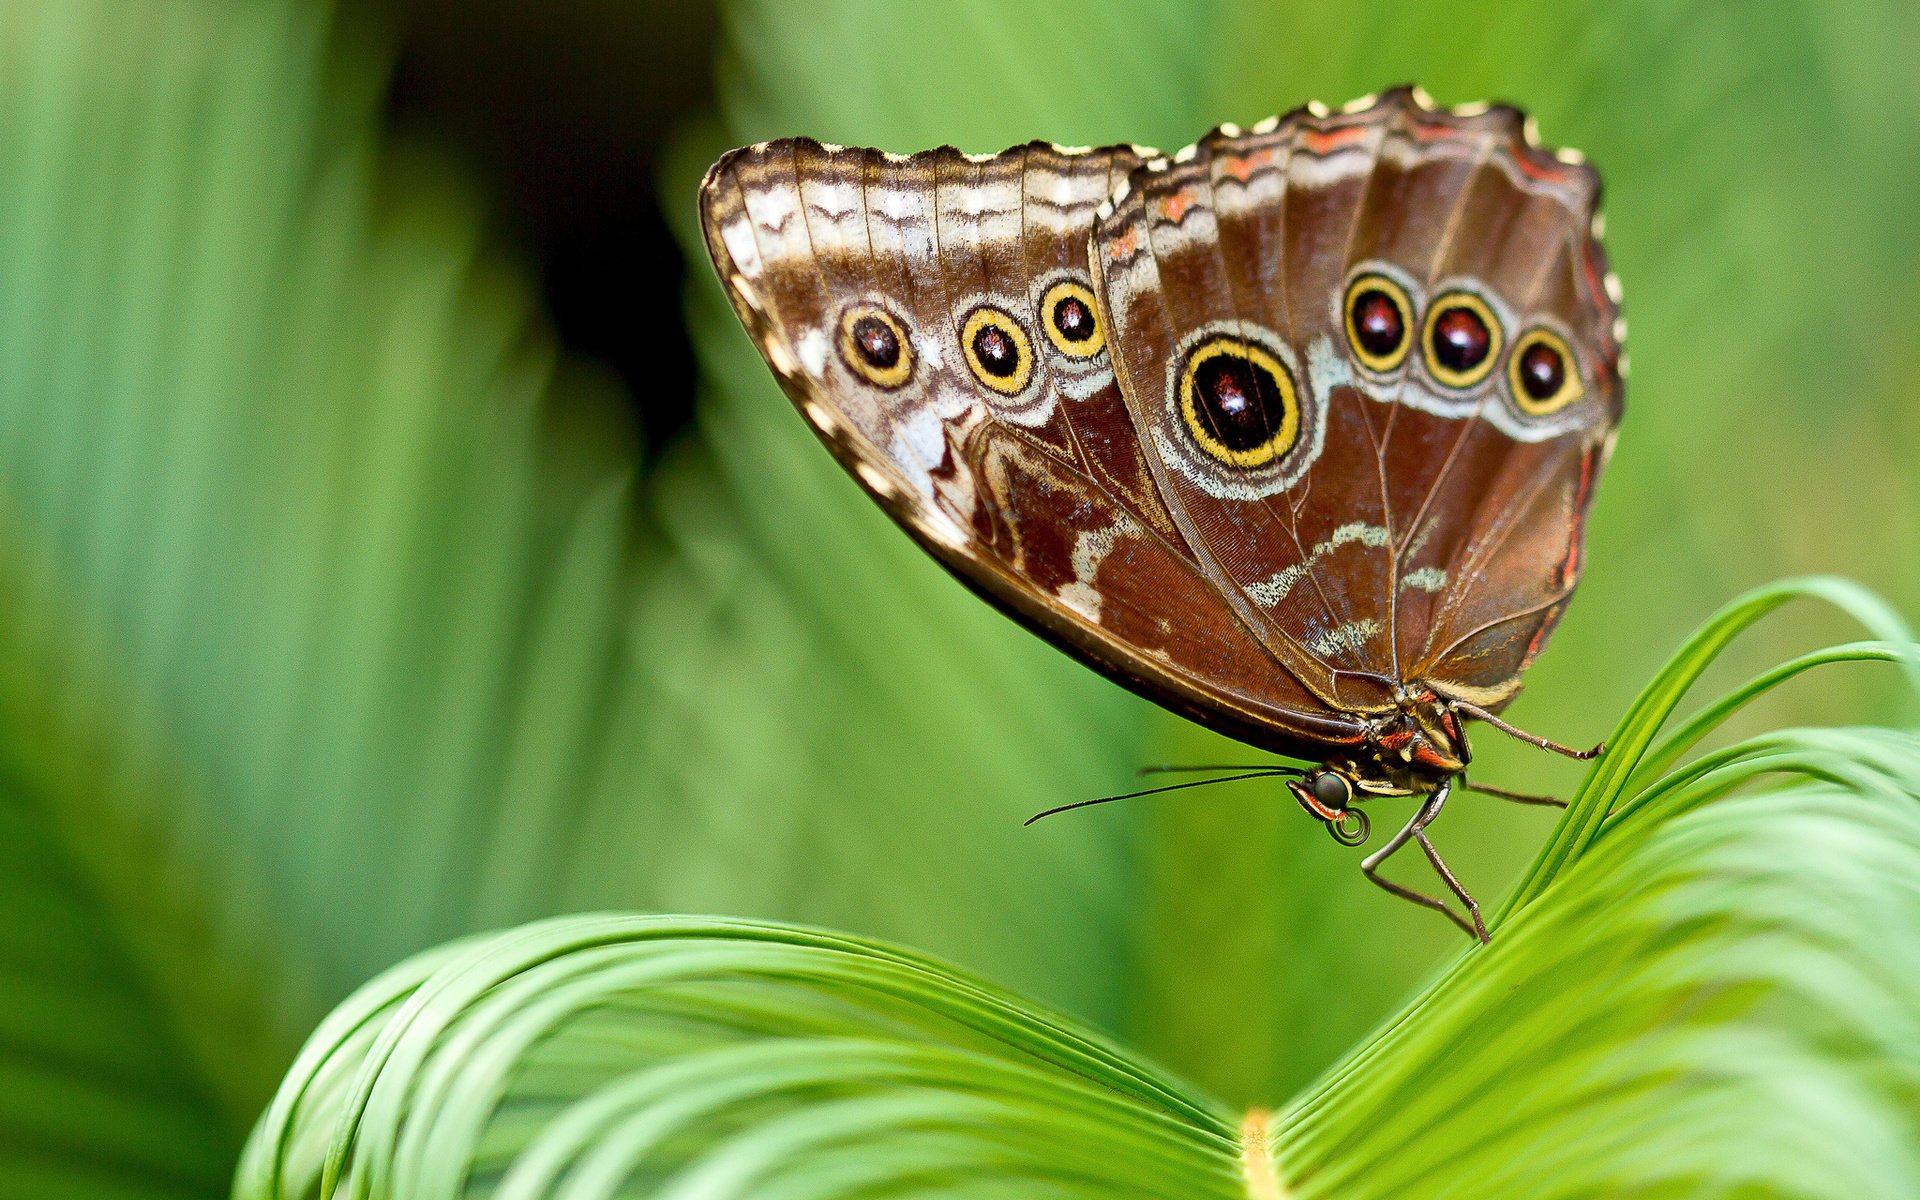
[379,1,719,459]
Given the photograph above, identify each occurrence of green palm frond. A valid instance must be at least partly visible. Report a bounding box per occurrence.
[236,578,1920,1198]
[2,0,1917,1193]
[0,0,648,1185]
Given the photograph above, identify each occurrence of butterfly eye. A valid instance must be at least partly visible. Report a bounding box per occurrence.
[1039,280,1105,359]
[1508,328,1584,415]
[1311,771,1353,810]
[1343,273,1413,372]
[1422,290,1503,389]
[838,304,913,389]
[961,304,1035,396]
[1178,334,1301,469]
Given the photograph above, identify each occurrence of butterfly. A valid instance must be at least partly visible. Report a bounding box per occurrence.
[698,87,1624,942]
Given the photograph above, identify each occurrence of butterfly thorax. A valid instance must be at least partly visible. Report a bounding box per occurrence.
[1346,686,1470,796]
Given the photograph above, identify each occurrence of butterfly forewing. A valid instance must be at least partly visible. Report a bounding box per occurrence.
[700,138,1365,755]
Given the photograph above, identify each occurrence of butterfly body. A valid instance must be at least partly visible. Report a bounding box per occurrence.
[700,88,1623,939]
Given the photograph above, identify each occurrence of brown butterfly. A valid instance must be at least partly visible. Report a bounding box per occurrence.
[698,87,1624,942]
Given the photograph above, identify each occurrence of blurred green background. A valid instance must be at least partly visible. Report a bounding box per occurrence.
[0,0,1915,1194]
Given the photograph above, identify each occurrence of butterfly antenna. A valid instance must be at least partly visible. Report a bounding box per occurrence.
[1451,700,1603,760]
[1023,770,1297,826]
[1137,763,1306,776]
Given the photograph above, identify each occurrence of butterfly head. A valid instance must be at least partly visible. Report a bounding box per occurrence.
[1287,768,1372,847]
[1290,691,1471,845]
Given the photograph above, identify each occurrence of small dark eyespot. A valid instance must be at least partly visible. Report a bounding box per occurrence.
[1518,340,1565,400]
[1342,273,1414,372]
[1351,290,1404,357]
[1039,279,1105,359]
[1422,290,1503,388]
[1507,327,1583,415]
[1053,295,1096,343]
[961,304,1035,396]
[838,304,914,389]
[971,323,1019,377]
[1312,772,1352,810]
[1431,306,1491,373]
[851,316,899,368]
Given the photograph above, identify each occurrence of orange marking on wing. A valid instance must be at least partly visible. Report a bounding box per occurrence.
[1580,247,1614,330]
[1160,187,1199,223]
[1523,614,1554,666]
[1511,150,1574,184]
[1108,227,1140,259]
[1220,147,1278,182]
[1560,448,1597,585]
[1302,126,1370,154]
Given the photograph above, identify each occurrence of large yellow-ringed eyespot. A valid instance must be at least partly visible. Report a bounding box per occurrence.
[1343,273,1413,373]
[961,304,1035,395]
[1177,334,1300,469]
[1038,279,1105,359]
[1421,290,1503,389]
[1508,327,1584,415]
[838,304,912,389]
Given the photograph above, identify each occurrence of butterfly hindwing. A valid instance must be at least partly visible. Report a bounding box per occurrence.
[1091,89,1623,717]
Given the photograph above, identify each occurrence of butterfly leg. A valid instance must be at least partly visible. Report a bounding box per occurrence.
[1451,700,1603,761]
[1360,782,1487,943]
[1462,777,1567,808]
[1414,828,1488,943]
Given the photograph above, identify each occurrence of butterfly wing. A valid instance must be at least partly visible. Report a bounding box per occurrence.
[699,138,1366,755]
[1090,89,1623,718]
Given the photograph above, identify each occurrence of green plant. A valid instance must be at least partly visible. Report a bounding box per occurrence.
[234,578,1920,1197]
[0,0,1916,1195]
